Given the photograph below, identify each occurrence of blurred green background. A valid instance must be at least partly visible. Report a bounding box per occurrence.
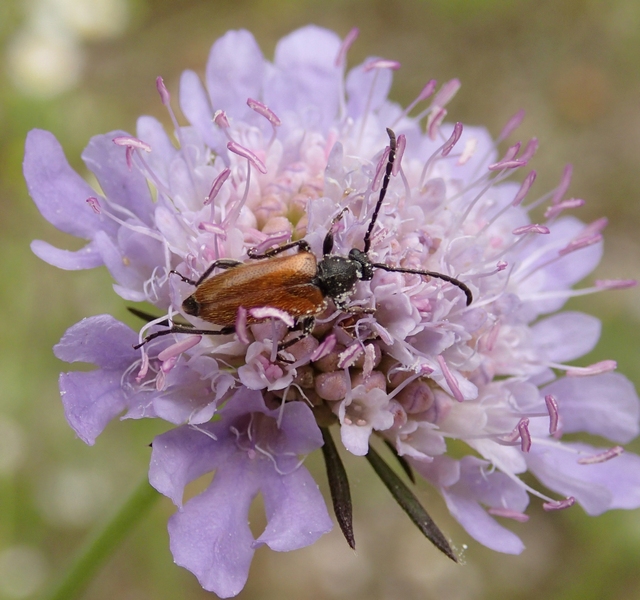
[2,0,640,598]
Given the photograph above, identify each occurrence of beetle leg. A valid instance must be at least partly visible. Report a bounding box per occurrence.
[248,239,311,260]
[133,324,235,349]
[277,316,316,352]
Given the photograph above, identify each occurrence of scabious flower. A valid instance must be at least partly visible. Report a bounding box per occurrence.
[26,25,640,597]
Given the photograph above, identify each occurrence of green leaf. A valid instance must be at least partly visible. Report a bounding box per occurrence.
[320,426,355,549]
[366,443,457,562]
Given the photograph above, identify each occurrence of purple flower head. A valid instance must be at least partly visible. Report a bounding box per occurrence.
[27,25,640,595]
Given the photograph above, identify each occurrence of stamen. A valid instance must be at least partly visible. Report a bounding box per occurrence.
[392,134,406,176]
[519,138,538,163]
[497,109,525,142]
[310,334,337,362]
[595,279,637,290]
[157,336,202,361]
[204,168,231,205]
[545,394,559,435]
[551,164,573,205]
[544,198,585,219]
[156,76,171,107]
[487,507,530,522]
[577,446,624,465]
[214,110,230,129]
[518,418,531,452]
[512,171,537,206]
[432,78,461,108]
[338,343,364,369]
[436,355,464,402]
[236,307,250,344]
[247,98,281,127]
[86,196,101,213]
[335,27,359,67]
[426,106,446,140]
[513,224,550,235]
[363,58,401,72]
[566,360,617,377]
[558,233,602,256]
[458,137,477,165]
[543,497,575,511]
[249,307,295,328]
[227,141,267,174]
[441,122,463,157]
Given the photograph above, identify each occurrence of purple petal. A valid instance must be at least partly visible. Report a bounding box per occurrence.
[31,239,104,270]
[179,70,226,154]
[531,311,601,362]
[168,455,259,598]
[24,129,115,238]
[149,422,235,507]
[54,315,138,369]
[542,373,640,443]
[81,132,154,225]
[346,60,393,120]
[276,401,324,455]
[59,370,129,445]
[527,443,640,514]
[205,30,264,121]
[265,26,342,131]
[256,465,332,551]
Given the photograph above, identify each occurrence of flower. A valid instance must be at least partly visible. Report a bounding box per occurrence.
[26,24,640,597]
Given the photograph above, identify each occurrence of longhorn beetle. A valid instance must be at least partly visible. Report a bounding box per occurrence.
[134,128,472,349]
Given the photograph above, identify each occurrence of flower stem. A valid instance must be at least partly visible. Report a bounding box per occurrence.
[43,476,159,600]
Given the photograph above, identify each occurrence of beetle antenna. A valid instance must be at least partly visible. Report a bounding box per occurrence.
[363,128,397,254]
[371,263,473,306]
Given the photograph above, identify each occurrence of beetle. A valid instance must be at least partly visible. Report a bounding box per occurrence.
[134,128,472,349]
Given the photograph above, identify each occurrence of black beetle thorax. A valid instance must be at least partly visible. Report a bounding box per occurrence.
[315,256,362,298]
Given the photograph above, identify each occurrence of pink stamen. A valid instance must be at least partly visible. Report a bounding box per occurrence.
[156,76,171,106]
[545,394,559,435]
[335,27,359,67]
[432,78,461,108]
[595,279,637,290]
[249,306,295,327]
[392,134,406,176]
[518,418,531,452]
[160,355,179,374]
[236,307,250,344]
[247,98,282,127]
[558,233,602,256]
[578,446,624,465]
[583,217,608,235]
[418,79,438,101]
[552,164,573,205]
[198,222,227,235]
[252,232,292,255]
[488,158,526,171]
[362,344,377,379]
[519,138,538,163]
[512,224,550,235]
[204,168,231,206]
[441,122,463,157]
[372,146,390,192]
[86,196,101,214]
[311,334,337,362]
[436,355,464,402]
[512,171,537,206]
[543,497,575,511]
[227,141,267,174]
[566,360,617,377]
[113,136,151,152]
[497,109,525,141]
[487,507,530,522]
[363,58,401,72]
[136,351,149,382]
[213,110,230,128]
[157,336,202,362]
[458,137,477,165]
[338,343,364,369]
[544,198,585,219]
[427,107,447,140]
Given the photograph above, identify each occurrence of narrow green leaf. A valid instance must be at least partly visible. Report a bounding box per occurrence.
[384,439,415,483]
[320,426,355,549]
[366,443,457,562]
